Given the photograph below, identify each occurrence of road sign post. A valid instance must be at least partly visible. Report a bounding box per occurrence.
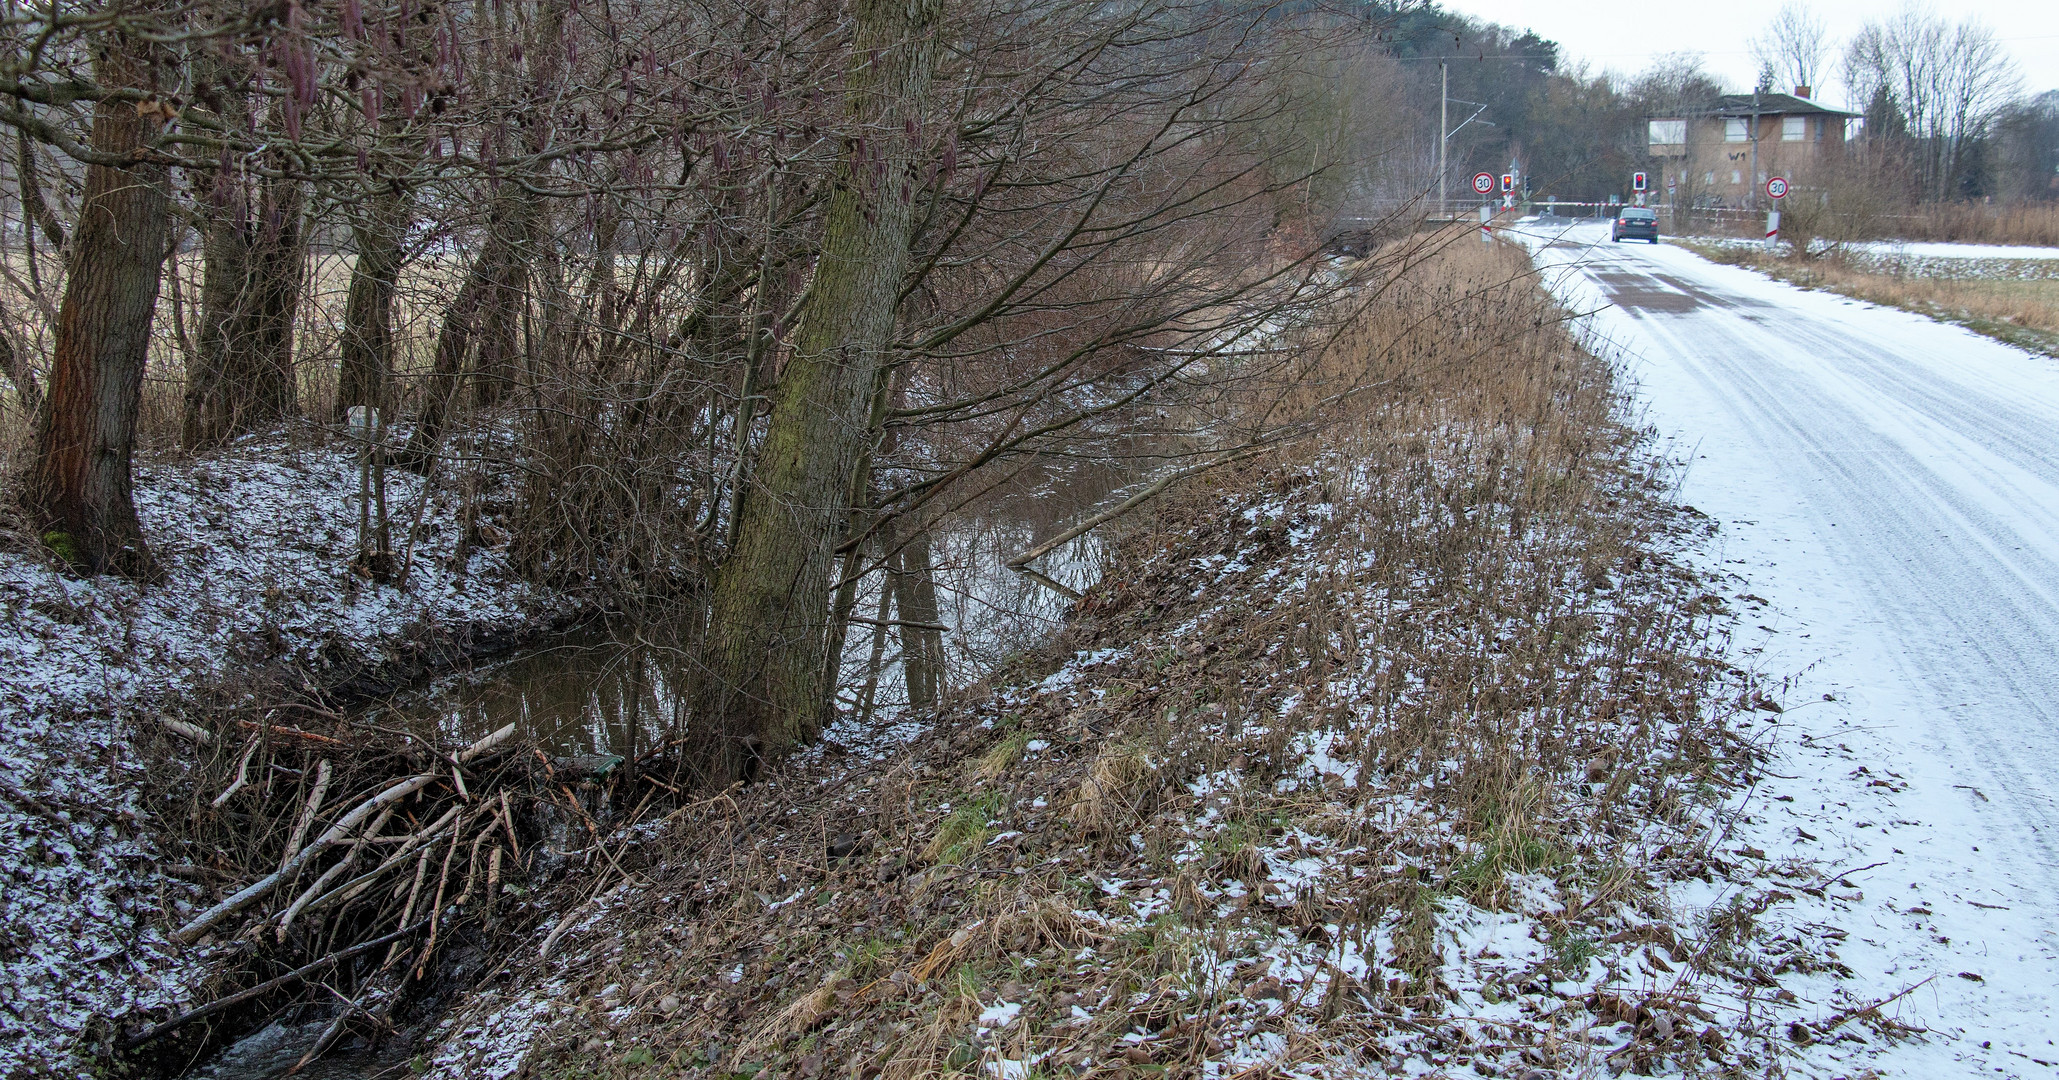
[1480,204,1492,244]
[1763,176,1786,253]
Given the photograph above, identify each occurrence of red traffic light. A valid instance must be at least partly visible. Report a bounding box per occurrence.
[1632,171,1648,191]
[1500,174,1514,193]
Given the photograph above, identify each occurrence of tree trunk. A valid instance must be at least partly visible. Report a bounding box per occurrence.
[400,196,531,468]
[25,36,171,576]
[889,528,947,710]
[0,312,39,411]
[693,0,943,780]
[15,127,65,250]
[184,94,307,448]
[334,188,409,422]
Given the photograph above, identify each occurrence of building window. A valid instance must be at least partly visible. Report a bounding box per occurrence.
[1782,116,1806,141]
[1731,170,1742,184]
[1725,118,1749,142]
[1648,119,1686,146]
[1704,171,1715,185]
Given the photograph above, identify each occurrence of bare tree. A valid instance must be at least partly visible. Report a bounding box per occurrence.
[1750,2,1830,96]
[1845,7,2021,200]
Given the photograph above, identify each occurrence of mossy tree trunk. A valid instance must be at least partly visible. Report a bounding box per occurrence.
[694,0,943,781]
[25,35,172,576]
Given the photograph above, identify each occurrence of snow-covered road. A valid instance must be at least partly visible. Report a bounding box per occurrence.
[1526,224,2059,1077]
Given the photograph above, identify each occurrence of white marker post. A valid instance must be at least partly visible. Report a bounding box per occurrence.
[1763,176,1787,254]
[1480,204,1492,244]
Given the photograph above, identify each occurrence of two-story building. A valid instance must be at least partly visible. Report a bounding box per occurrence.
[1646,89,1861,207]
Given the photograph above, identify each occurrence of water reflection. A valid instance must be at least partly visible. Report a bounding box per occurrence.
[369,458,1125,756]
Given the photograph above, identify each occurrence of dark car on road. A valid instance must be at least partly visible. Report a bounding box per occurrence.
[1612,207,1659,243]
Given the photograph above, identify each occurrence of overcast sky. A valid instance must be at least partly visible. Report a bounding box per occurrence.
[1445,0,2059,105]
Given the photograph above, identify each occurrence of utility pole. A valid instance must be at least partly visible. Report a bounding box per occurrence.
[1749,89,1761,212]
[1438,61,1448,220]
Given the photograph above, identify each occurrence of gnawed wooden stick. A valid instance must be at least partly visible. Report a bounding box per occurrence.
[211,739,260,808]
[414,826,465,978]
[276,804,394,942]
[458,723,517,764]
[155,716,216,745]
[173,772,438,944]
[277,759,333,874]
[497,789,522,858]
[304,804,463,916]
[383,846,435,972]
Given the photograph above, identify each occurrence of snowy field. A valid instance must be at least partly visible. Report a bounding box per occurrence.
[1689,234,2059,280]
[1843,240,2059,261]
[0,432,574,1076]
[1524,222,2059,1077]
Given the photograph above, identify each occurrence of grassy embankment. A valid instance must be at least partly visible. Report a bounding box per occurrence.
[1683,240,2059,358]
[415,239,1817,1080]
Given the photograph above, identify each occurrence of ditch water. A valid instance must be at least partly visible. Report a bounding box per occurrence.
[359,463,1126,759]
[177,465,1127,1080]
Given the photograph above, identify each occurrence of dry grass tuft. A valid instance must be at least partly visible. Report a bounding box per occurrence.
[985,894,1101,954]
[973,730,1028,781]
[1066,741,1154,838]
[736,975,843,1059]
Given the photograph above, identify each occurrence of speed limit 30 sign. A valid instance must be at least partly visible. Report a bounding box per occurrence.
[1766,176,1788,199]
[1471,172,1495,196]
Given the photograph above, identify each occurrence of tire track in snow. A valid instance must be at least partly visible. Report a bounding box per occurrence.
[1527,226,2059,1076]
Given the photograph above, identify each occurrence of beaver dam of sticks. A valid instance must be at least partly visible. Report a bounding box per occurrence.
[118,714,699,1076]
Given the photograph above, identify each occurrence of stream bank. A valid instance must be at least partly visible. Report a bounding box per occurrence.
[1,422,1118,1078]
[0,426,585,1078]
[409,244,1836,1080]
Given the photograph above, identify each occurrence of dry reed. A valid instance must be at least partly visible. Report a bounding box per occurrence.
[420,239,1774,1080]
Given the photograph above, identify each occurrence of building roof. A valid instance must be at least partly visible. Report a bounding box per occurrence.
[1702,92,1860,118]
